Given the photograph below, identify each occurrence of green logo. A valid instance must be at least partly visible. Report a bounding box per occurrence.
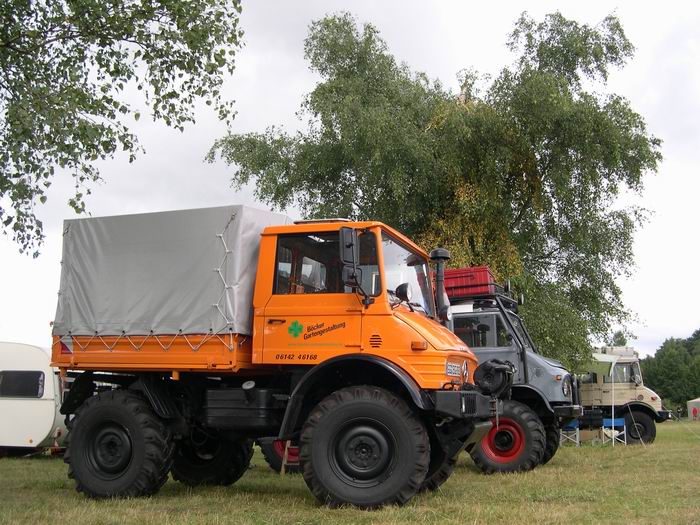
[288,320,303,338]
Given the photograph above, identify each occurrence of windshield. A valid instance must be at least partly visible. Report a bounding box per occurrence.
[381,232,435,317]
[604,362,642,384]
[506,312,536,353]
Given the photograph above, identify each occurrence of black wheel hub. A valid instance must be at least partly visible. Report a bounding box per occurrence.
[493,430,515,451]
[89,424,132,476]
[333,422,394,484]
[629,423,645,440]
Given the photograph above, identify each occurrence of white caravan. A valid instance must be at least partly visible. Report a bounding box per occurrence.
[0,342,67,454]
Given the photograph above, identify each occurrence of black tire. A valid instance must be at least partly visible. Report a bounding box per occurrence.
[470,400,545,474]
[258,438,301,474]
[65,389,174,498]
[299,386,429,509]
[419,449,459,492]
[540,420,560,465]
[172,431,253,486]
[624,410,656,444]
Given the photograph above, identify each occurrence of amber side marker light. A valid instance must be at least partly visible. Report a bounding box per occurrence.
[411,340,428,351]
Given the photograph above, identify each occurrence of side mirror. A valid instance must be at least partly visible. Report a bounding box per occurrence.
[339,227,359,267]
[340,227,361,288]
[396,283,412,303]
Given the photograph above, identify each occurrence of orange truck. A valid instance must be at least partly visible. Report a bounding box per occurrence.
[51,205,505,508]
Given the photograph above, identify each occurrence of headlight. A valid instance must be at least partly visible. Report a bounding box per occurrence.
[562,375,572,397]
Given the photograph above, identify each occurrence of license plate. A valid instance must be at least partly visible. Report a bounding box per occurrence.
[446,361,461,377]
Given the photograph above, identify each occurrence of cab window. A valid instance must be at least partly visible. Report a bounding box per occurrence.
[604,363,635,383]
[495,315,510,346]
[274,233,344,294]
[358,231,381,295]
[0,370,45,398]
[453,314,511,348]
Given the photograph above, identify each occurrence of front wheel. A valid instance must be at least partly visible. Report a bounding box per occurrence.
[470,400,545,474]
[299,386,429,509]
[624,410,656,444]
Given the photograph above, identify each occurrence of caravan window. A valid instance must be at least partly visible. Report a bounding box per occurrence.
[0,370,45,398]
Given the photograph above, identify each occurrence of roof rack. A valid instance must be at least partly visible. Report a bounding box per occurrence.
[293,218,351,224]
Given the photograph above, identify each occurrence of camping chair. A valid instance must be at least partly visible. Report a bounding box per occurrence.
[560,419,580,446]
[601,417,627,445]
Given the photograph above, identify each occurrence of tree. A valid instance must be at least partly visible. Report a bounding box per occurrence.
[1,0,243,255]
[209,12,661,368]
[609,330,628,346]
[642,331,700,410]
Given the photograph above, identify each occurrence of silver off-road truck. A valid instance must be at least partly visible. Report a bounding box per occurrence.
[445,267,582,473]
[579,346,670,444]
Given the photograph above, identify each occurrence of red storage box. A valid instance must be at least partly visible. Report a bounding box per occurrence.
[444,266,496,298]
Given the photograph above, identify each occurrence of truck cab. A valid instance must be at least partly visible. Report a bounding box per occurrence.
[444,266,582,473]
[252,220,478,390]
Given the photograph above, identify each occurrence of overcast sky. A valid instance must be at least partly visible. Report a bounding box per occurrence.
[1,1,698,357]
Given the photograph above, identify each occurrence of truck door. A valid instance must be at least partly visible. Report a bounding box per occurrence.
[602,362,636,405]
[263,231,362,365]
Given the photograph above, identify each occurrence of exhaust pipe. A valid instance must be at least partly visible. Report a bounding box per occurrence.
[430,248,451,325]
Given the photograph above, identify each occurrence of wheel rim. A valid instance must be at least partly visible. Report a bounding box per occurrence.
[86,422,133,479]
[329,418,396,487]
[273,439,300,464]
[628,421,646,441]
[481,417,526,464]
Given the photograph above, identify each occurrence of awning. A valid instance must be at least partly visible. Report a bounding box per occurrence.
[585,353,620,377]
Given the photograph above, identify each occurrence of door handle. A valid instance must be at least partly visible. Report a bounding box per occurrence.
[267,319,287,324]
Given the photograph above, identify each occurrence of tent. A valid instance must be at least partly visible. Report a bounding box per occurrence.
[688,397,700,421]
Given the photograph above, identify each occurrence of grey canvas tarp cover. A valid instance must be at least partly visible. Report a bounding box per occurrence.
[53,205,291,337]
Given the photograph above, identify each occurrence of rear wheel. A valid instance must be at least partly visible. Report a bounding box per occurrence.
[258,438,301,474]
[540,420,560,465]
[299,385,429,509]
[65,390,174,498]
[624,410,656,444]
[172,430,253,486]
[470,400,545,474]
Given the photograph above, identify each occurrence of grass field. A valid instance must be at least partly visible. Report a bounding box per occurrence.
[1,421,699,525]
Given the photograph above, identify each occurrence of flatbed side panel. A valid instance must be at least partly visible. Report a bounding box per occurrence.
[51,333,256,372]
